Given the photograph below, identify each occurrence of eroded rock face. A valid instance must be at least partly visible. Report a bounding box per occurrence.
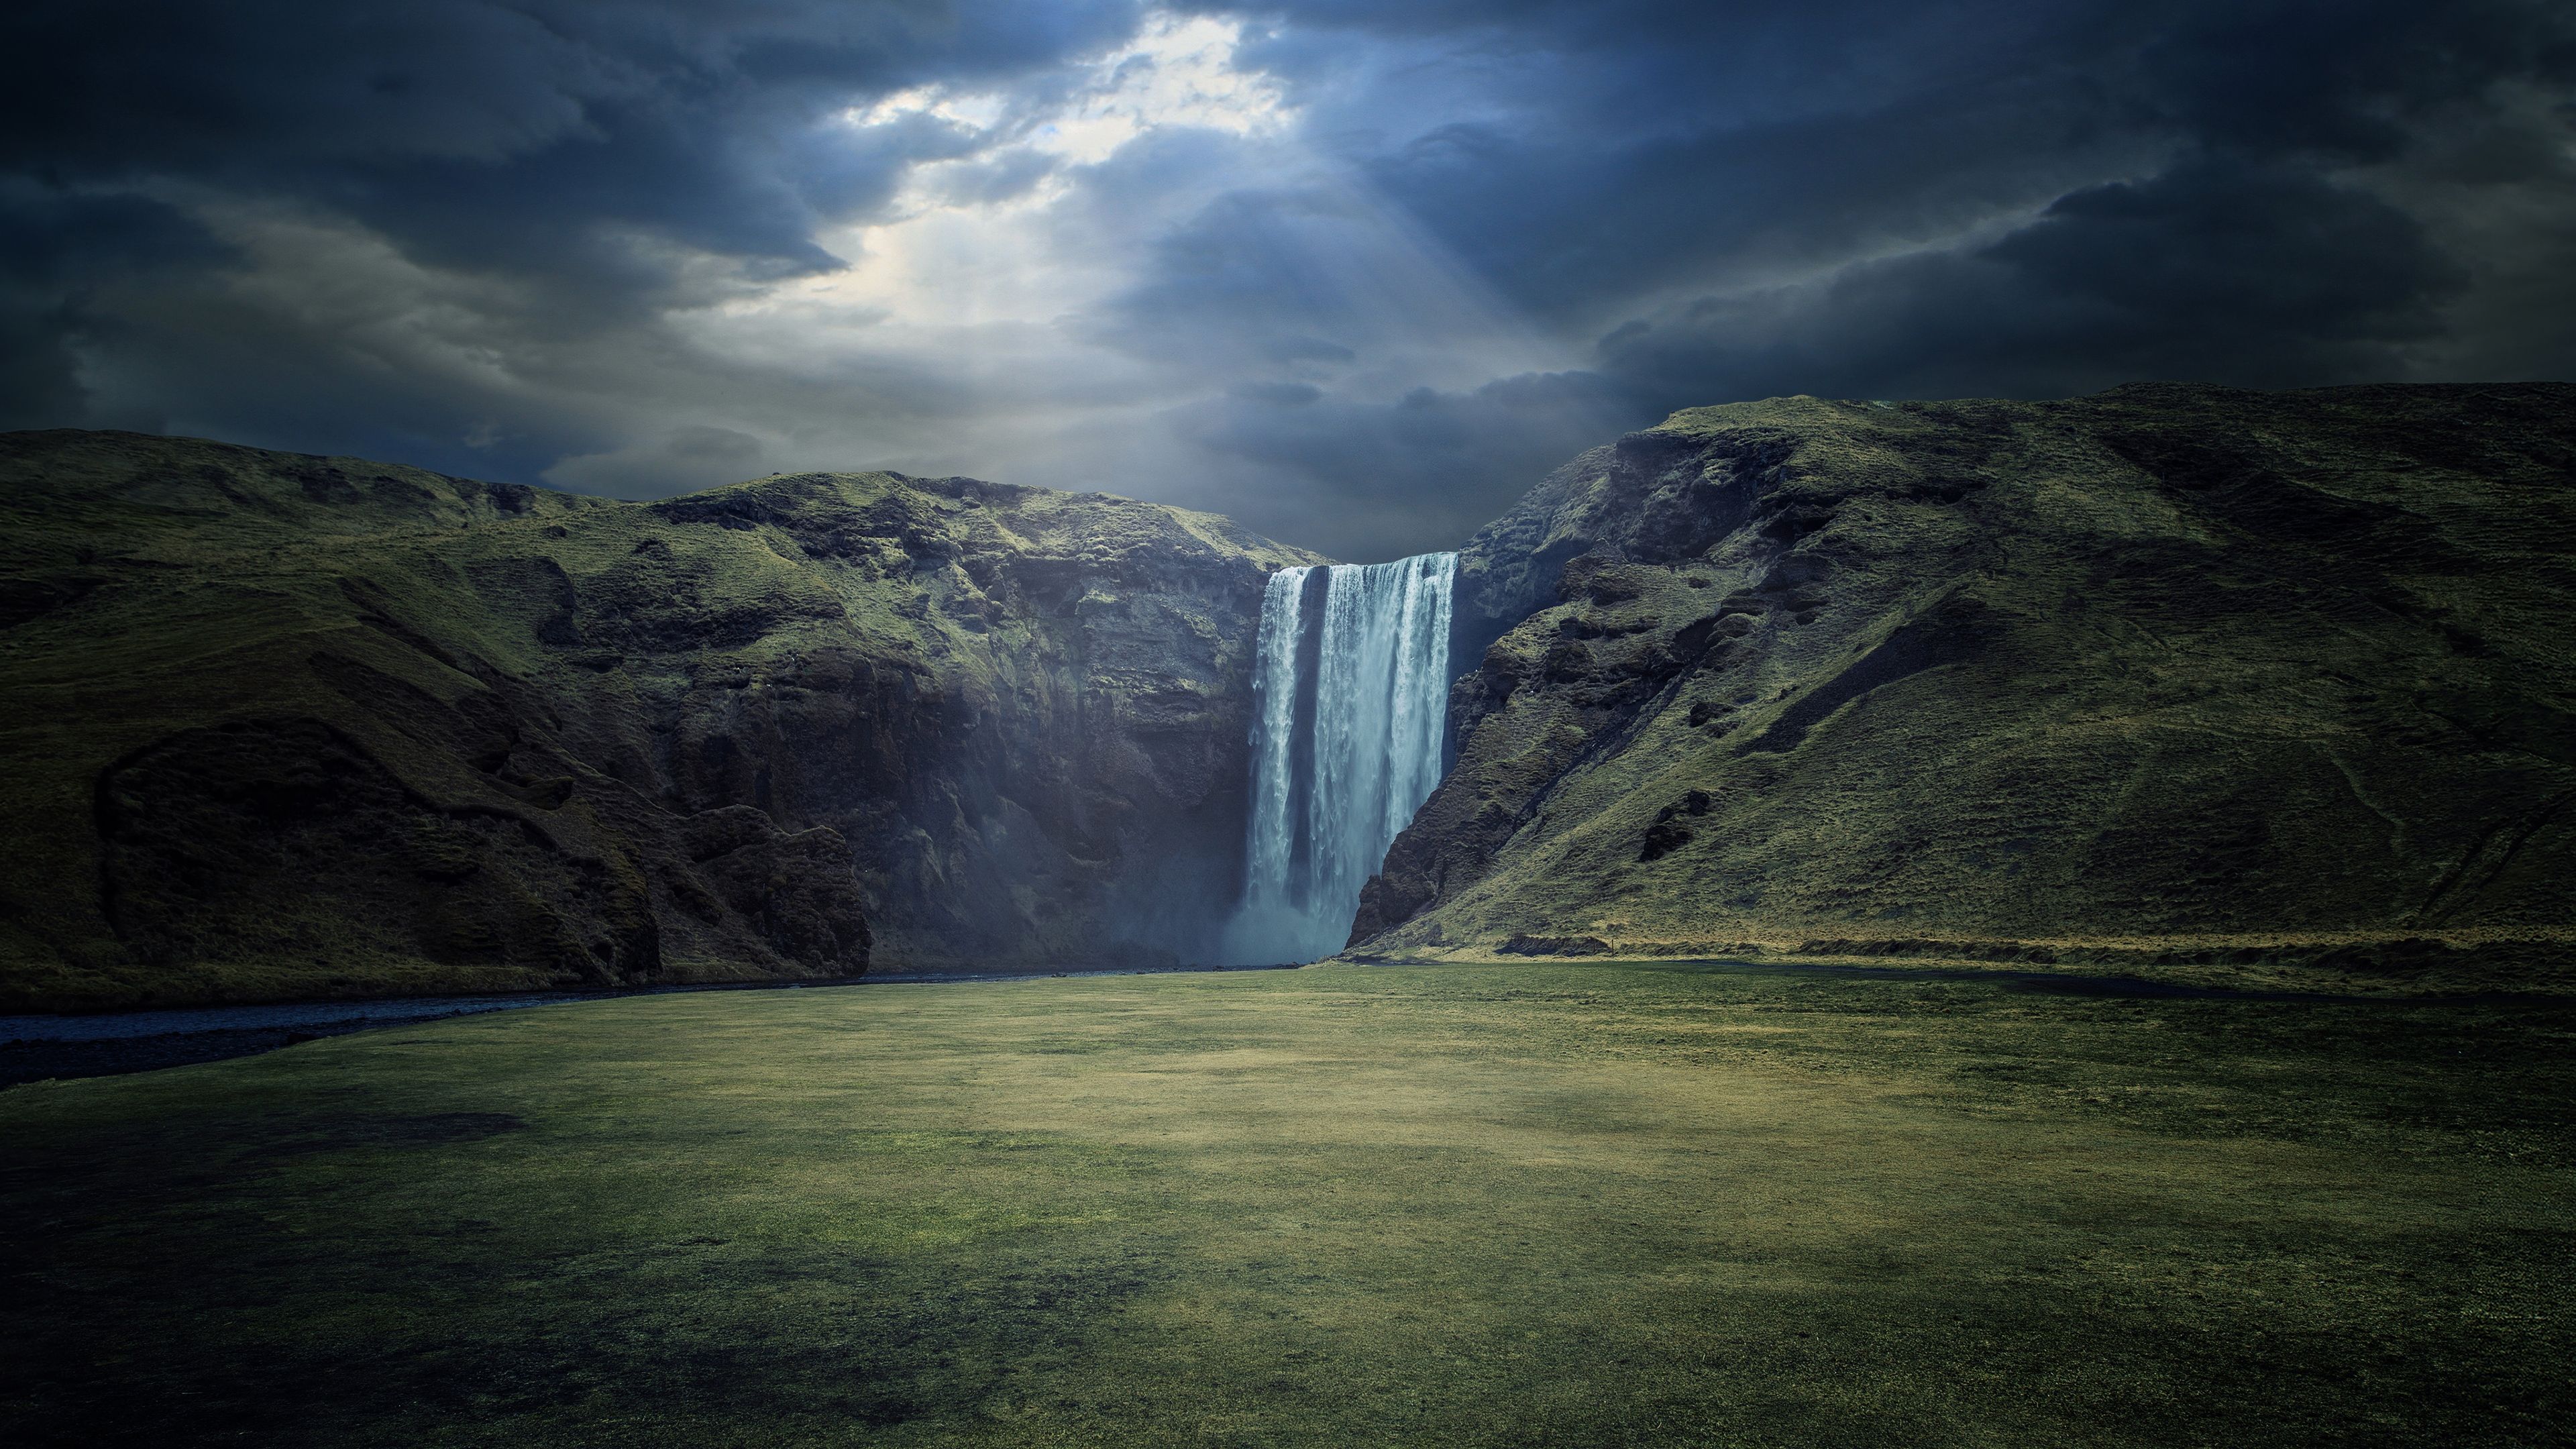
[0,432,1314,1007]
[1354,383,2576,967]
[14,382,2573,1006]
[99,718,674,985]
[591,471,1316,969]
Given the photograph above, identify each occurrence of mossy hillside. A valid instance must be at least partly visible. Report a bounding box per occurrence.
[0,431,1316,1010]
[1359,384,2576,983]
[619,467,1320,969]
[0,432,663,1009]
[1,961,2568,1446]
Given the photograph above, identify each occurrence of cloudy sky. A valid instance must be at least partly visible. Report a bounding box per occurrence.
[4,1,2571,559]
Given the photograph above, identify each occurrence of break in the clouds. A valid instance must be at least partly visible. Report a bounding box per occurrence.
[3,1,2571,559]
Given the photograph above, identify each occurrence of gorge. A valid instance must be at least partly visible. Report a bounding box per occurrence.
[3,380,2573,1010]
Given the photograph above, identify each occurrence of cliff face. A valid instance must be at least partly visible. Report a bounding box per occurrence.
[12,382,2573,1008]
[1356,383,2576,973]
[0,431,1315,1009]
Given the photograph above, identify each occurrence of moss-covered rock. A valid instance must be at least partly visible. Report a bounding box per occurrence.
[0,431,1315,1009]
[1355,383,2576,985]
[13,380,2571,1008]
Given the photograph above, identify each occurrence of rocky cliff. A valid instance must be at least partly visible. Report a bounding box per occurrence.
[11,383,2572,1009]
[1354,383,2576,981]
[0,431,1315,1010]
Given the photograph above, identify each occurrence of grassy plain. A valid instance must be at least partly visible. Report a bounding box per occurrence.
[3,961,2570,1447]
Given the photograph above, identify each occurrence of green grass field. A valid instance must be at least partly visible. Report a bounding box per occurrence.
[3,962,2571,1446]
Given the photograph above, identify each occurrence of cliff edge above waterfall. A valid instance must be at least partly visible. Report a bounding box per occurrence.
[1352,382,2576,990]
[0,429,1317,1010]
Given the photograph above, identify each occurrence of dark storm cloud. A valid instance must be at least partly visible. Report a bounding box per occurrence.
[1216,0,2575,370]
[0,1,1132,297]
[1146,0,2574,556]
[1,0,2570,559]
[0,0,1139,471]
[1599,157,2469,408]
[0,1,1137,179]
[1169,371,1627,553]
[0,184,220,421]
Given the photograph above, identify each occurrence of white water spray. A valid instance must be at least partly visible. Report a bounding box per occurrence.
[1222,553,1456,962]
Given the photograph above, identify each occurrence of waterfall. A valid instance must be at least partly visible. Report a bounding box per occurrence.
[1222,552,1456,963]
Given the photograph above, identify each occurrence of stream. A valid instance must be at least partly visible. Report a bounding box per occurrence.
[0,965,1303,1087]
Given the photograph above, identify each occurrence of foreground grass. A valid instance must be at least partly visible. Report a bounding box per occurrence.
[2,962,2570,1447]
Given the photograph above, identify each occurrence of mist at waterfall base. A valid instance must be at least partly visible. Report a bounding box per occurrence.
[1218,554,1458,965]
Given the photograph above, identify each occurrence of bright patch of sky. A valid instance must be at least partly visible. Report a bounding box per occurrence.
[851,13,1291,166]
[800,14,1294,327]
[651,8,1576,525]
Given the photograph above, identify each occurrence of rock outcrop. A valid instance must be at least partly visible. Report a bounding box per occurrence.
[11,381,2573,1008]
[1354,383,2576,977]
[0,431,1314,1009]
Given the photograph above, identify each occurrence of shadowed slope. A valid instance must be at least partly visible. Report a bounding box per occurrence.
[1358,384,2576,984]
[0,431,1316,1009]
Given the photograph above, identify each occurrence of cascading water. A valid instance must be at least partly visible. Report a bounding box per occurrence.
[1222,552,1456,963]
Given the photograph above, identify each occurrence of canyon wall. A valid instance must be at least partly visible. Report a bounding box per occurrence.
[9,380,2573,1008]
[1356,383,2576,978]
[0,431,1315,1008]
